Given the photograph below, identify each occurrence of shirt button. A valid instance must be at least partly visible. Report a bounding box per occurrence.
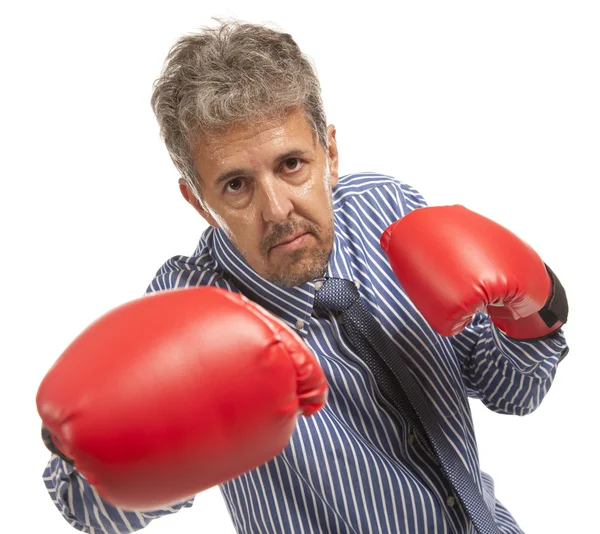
[446,496,456,507]
[355,280,361,289]
[295,319,304,331]
[314,281,323,291]
[408,432,415,445]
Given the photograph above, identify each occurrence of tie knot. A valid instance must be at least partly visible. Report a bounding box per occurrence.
[313,278,360,312]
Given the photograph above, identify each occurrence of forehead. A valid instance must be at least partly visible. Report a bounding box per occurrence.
[195,108,317,164]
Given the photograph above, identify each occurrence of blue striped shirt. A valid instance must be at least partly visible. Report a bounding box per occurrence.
[43,172,568,533]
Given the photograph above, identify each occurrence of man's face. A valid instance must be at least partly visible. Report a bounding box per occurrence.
[181,107,339,287]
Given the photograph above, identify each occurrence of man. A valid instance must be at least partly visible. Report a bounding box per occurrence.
[38,19,569,533]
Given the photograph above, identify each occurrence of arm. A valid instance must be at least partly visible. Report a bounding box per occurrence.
[43,454,193,534]
[38,286,327,528]
[379,190,570,416]
[451,311,568,415]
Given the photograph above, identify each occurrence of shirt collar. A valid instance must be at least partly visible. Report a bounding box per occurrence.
[209,215,357,338]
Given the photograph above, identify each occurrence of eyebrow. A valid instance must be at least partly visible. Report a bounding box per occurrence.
[213,149,312,187]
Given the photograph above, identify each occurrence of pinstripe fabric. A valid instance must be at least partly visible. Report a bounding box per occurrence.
[42,172,568,533]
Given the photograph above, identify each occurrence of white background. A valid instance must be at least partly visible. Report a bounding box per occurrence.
[2,1,598,533]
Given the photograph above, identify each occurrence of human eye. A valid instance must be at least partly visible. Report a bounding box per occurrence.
[223,177,246,194]
[280,157,305,174]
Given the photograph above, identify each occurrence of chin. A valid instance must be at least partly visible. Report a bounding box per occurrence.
[267,258,329,288]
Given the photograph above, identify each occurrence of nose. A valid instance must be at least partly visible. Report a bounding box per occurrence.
[257,174,294,224]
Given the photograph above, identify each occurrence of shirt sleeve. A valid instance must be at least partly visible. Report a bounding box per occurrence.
[451,312,569,415]
[40,250,229,532]
[43,455,194,533]
[383,176,570,416]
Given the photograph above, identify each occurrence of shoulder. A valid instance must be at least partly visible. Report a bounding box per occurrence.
[333,172,428,218]
[145,227,233,295]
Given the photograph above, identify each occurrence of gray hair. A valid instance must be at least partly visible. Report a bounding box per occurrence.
[150,19,328,201]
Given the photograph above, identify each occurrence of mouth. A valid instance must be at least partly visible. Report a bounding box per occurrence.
[271,232,310,252]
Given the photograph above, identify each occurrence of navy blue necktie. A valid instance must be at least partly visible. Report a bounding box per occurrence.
[314,278,501,534]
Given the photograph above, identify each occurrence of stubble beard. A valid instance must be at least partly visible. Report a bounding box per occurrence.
[267,229,334,287]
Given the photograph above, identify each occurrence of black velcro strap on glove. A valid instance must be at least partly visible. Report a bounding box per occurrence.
[539,264,569,328]
[41,426,74,466]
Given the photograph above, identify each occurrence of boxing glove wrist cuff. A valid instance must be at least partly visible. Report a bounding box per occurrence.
[492,263,568,341]
[538,263,568,328]
[41,426,74,466]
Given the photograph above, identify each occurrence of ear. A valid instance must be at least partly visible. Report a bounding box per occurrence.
[326,124,339,188]
[178,179,219,228]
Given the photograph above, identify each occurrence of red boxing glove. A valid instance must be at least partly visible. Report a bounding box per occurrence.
[36,286,327,511]
[380,205,568,340]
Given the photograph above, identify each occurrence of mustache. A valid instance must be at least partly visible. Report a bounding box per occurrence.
[260,219,320,256]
